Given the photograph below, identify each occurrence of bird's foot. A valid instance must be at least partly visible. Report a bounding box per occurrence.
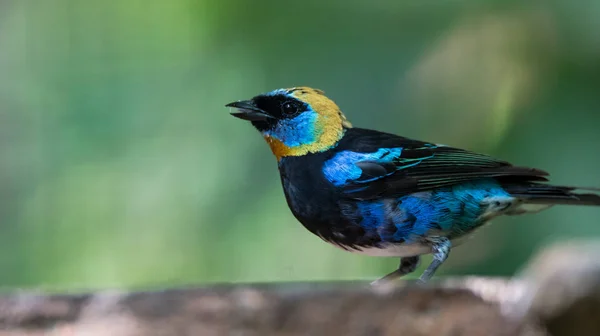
[370,256,420,287]
[418,237,451,283]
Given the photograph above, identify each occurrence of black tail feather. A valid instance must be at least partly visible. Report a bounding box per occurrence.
[503,183,600,206]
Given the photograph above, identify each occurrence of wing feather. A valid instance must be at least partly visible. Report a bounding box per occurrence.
[327,129,548,200]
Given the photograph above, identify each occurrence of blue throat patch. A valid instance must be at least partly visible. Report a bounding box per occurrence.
[264,111,320,147]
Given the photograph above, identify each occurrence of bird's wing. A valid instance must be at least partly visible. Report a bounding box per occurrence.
[324,130,549,200]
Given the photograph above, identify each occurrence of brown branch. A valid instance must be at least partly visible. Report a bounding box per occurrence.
[1,240,600,336]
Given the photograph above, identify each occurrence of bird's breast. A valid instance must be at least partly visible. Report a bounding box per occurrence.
[280,177,330,218]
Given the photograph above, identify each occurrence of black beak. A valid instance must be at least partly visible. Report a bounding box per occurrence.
[226,100,273,121]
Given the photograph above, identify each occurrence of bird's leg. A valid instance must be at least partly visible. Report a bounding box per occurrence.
[418,237,451,284]
[370,256,421,286]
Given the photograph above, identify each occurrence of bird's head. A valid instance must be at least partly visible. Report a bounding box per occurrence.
[227,87,352,160]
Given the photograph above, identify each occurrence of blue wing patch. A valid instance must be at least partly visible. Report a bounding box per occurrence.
[322,148,404,186]
[322,147,437,187]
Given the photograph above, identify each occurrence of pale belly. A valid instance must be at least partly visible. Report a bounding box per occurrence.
[330,232,476,257]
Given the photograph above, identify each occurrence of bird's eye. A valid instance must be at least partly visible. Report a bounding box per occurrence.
[282,101,297,115]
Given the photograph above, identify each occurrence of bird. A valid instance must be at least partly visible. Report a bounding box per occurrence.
[226,86,600,285]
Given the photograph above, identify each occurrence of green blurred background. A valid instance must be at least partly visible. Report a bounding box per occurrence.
[1,0,599,291]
